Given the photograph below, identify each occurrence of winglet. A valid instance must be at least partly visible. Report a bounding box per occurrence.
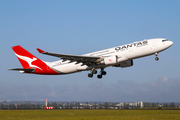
[37,48,45,53]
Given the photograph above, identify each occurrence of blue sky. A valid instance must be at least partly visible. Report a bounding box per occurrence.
[0,0,180,102]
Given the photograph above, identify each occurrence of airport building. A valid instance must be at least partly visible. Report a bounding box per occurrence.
[117,101,143,108]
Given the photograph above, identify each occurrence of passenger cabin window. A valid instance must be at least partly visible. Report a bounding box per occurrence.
[162,39,168,42]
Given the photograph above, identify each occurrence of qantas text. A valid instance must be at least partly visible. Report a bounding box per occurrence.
[115,41,148,51]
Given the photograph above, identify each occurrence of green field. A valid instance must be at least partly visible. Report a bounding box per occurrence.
[0,109,180,120]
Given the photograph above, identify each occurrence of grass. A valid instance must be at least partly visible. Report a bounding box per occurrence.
[0,109,180,120]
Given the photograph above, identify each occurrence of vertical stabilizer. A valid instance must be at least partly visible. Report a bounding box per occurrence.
[11,45,58,74]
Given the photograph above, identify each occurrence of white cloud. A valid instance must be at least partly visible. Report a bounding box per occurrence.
[159,76,169,83]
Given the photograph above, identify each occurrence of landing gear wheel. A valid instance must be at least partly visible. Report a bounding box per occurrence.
[155,57,159,61]
[155,53,159,61]
[88,73,93,78]
[101,71,106,75]
[92,70,97,74]
[97,74,102,79]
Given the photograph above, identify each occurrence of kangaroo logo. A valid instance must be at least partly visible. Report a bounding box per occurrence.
[15,53,42,70]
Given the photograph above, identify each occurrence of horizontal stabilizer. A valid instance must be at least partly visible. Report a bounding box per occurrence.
[9,68,36,73]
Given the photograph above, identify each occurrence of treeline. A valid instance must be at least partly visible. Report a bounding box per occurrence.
[0,102,177,109]
[0,103,44,109]
[0,102,116,109]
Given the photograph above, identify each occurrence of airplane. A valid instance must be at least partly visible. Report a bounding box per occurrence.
[9,38,173,79]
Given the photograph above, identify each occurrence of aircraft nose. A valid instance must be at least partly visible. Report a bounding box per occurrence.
[169,41,173,46]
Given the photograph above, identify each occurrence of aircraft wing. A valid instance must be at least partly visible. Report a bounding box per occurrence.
[37,48,102,66]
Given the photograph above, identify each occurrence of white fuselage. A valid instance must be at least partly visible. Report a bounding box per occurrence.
[46,38,173,74]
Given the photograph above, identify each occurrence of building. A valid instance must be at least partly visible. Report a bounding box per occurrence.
[117,101,143,108]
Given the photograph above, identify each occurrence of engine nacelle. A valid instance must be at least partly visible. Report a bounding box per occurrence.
[103,56,117,65]
[113,60,133,68]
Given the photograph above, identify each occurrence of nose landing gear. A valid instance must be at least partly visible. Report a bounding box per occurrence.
[155,53,159,61]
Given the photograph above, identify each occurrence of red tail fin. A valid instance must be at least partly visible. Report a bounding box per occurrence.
[12,45,58,74]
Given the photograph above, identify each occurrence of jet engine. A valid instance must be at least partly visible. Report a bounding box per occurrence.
[113,60,133,68]
[103,56,118,65]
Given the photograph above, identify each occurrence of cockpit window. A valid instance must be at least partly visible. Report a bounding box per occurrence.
[162,39,168,42]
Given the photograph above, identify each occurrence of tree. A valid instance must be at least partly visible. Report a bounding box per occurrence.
[86,102,89,109]
[170,102,175,107]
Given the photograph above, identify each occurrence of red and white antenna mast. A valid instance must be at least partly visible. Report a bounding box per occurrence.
[45,98,47,108]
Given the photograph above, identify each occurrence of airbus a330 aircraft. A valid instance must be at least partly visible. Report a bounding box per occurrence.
[10,38,173,79]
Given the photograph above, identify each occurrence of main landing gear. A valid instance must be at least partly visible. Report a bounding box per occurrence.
[88,69,97,78]
[97,69,106,79]
[88,68,107,79]
[155,53,159,61]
